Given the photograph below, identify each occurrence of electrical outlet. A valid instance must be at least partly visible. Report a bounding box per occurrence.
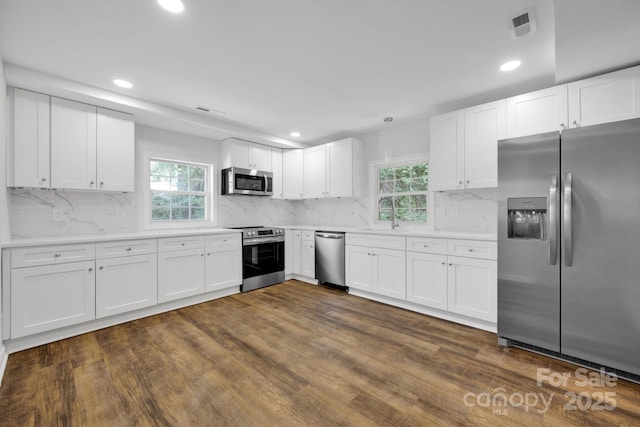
[435,207,446,217]
[445,207,459,217]
[115,209,125,220]
[52,209,63,221]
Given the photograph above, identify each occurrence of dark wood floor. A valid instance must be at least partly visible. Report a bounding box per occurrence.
[1,280,639,426]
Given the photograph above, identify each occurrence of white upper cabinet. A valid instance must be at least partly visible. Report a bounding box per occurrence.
[50,97,134,191]
[221,138,272,171]
[303,144,326,199]
[8,88,51,188]
[51,97,97,190]
[282,149,304,200]
[430,100,505,190]
[430,110,464,191]
[568,65,640,128]
[464,100,506,189]
[506,85,569,138]
[271,147,283,199]
[303,138,362,199]
[96,108,135,192]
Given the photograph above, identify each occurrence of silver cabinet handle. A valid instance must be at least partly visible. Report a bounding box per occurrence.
[440,261,445,265]
[89,268,93,272]
[54,253,61,258]
[549,174,558,265]
[572,120,579,126]
[90,181,94,185]
[448,263,453,266]
[563,173,573,267]
[423,244,429,248]
[41,177,47,182]
[126,247,132,251]
[99,266,103,270]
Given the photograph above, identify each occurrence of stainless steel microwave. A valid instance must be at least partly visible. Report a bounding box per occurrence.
[221,167,273,196]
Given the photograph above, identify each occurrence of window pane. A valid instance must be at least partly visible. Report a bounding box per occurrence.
[378,167,395,181]
[190,195,205,207]
[150,161,171,177]
[190,207,206,220]
[395,208,409,221]
[395,178,411,193]
[171,207,189,220]
[150,176,171,191]
[171,194,190,207]
[378,197,392,209]
[152,207,170,221]
[395,195,411,209]
[410,194,427,208]
[411,164,428,177]
[379,209,393,221]
[410,177,429,192]
[151,192,170,207]
[396,166,411,179]
[379,181,394,194]
[172,164,189,179]
[190,166,205,180]
[190,179,205,192]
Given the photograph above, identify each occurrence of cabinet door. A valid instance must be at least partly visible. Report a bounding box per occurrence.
[205,235,242,292]
[568,66,640,128]
[51,97,97,190]
[464,100,506,189]
[11,261,95,338]
[372,248,406,300]
[157,249,205,303]
[284,230,293,275]
[230,141,251,169]
[447,256,496,322]
[250,144,272,171]
[506,86,568,138]
[292,230,302,275]
[96,254,157,318]
[10,88,50,188]
[97,108,135,192]
[406,252,447,310]
[271,147,283,199]
[303,145,327,198]
[282,149,304,199]
[300,237,315,278]
[326,139,353,197]
[430,110,464,191]
[345,245,373,291]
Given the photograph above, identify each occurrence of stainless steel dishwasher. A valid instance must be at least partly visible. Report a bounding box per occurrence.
[314,231,346,288]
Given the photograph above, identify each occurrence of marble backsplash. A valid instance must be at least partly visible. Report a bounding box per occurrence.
[433,188,498,234]
[10,189,139,238]
[8,189,496,238]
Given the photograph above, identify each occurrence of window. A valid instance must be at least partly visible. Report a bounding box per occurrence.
[149,159,210,222]
[376,161,429,223]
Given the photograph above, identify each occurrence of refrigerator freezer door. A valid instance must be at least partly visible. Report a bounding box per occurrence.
[498,132,561,352]
[561,118,640,376]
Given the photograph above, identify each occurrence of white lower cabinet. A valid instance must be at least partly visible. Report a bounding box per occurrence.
[96,254,158,318]
[11,261,95,338]
[447,256,497,323]
[345,234,406,300]
[290,229,302,275]
[205,234,242,292]
[300,231,315,279]
[157,236,206,303]
[406,252,448,310]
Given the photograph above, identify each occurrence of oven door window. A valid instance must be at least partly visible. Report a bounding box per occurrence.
[242,241,285,278]
[236,174,267,192]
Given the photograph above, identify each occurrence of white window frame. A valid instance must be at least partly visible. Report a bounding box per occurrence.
[369,154,434,231]
[143,151,216,230]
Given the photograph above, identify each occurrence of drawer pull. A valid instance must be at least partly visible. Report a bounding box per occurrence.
[99,266,104,270]
[126,247,132,251]
[89,268,93,272]
[423,244,429,248]
[54,253,61,258]
[181,243,186,246]
[468,249,474,252]
[441,261,445,265]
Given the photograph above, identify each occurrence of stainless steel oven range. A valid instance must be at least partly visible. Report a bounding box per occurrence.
[232,226,285,292]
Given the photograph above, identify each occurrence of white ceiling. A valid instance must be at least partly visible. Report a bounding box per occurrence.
[0,0,638,146]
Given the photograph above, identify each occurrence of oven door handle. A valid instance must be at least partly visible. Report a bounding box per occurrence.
[243,237,285,245]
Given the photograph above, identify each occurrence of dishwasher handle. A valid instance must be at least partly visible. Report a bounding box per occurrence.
[315,232,345,239]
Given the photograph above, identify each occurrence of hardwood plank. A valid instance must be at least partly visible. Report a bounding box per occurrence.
[1,280,640,426]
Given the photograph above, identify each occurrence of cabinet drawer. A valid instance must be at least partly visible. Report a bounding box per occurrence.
[346,233,405,250]
[447,240,497,260]
[406,237,447,255]
[205,233,241,253]
[158,236,204,252]
[302,230,315,241]
[11,243,95,268]
[95,239,157,259]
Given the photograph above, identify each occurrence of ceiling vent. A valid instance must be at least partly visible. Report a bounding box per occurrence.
[509,7,537,40]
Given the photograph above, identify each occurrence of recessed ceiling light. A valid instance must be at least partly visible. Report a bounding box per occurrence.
[157,0,184,13]
[500,60,521,72]
[113,79,133,89]
[290,132,301,138]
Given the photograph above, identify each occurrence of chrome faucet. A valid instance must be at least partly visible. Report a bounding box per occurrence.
[378,196,399,230]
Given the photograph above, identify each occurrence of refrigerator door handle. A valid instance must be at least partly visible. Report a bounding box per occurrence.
[563,173,573,267]
[549,174,558,265]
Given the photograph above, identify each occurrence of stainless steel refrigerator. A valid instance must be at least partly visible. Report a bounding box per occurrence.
[497,117,640,377]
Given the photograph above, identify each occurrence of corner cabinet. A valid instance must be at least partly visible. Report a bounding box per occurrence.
[7,88,51,188]
[51,98,134,192]
[430,100,506,190]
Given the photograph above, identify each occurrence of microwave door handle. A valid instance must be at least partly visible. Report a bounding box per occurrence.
[264,174,268,194]
[549,174,558,265]
[563,173,573,267]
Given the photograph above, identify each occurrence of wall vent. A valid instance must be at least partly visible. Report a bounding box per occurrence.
[509,7,537,40]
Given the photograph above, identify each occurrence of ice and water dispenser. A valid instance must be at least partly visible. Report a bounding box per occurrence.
[507,197,547,240]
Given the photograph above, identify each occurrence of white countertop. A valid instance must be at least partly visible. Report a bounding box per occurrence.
[279,225,496,241]
[1,228,241,248]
